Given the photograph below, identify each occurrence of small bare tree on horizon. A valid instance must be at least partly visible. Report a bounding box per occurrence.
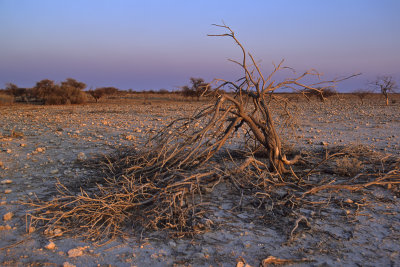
[372,76,398,106]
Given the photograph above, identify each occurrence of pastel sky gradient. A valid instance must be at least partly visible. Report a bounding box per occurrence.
[1,0,399,91]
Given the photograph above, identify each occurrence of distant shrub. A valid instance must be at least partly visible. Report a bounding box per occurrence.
[302,87,336,102]
[88,87,119,103]
[0,92,14,105]
[353,89,372,105]
[181,77,211,101]
[157,89,169,94]
[32,78,87,105]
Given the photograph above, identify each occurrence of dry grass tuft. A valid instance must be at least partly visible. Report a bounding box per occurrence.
[335,156,364,177]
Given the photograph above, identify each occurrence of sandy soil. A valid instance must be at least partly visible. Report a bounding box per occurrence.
[0,96,399,266]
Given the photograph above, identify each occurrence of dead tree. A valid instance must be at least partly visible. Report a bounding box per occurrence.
[373,76,398,105]
[151,24,359,175]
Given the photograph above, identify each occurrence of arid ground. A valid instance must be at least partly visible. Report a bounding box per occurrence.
[1,94,399,266]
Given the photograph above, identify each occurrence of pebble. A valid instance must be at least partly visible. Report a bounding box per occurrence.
[68,247,84,257]
[77,152,87,161]
[50,169,59,174]
[36,147,45,153]
[53,228,63,237]
[4,189,12,194]
[0,224,12,231]
[45,241,56,250]
[1,179,13,184]
[63,262,76,267]
[344,199,354,204]
[125,135,135,141]
[3,211,13,221]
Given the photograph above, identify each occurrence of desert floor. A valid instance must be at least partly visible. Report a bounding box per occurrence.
[0,95,399,266]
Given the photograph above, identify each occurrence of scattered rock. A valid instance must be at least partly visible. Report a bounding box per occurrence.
[321,141,328,146]
[4,189,12,194]
[77,152,87,161]
[36,147,45,153]
[125,135,135,141]
[63,262,76,267]
[0,224,12,231]
[344,199,354,204]
[1,179,12,184]
[3,211,13,221]
[45,241,56,250]
[68,247,85,257]
[53,228,63,237]
[236,260,252,267]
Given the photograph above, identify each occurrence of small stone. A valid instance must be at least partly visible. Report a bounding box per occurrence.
[344,199,353,204]
[4,189,12,194]
[28,226,35,233]
[20,143,26,147]
[53,228,63,237]
[77,152,87,161]
[63,262,76,267]
[45,241,56,250]
[36,147,45,153]
[3,212,13,221]
[0,161,3,167]
[321,141,328,146]
[68,247,84,257]
[0,224,12,231]
[50,169,59,174]
[1,179,12,184]
[125,135,135,141]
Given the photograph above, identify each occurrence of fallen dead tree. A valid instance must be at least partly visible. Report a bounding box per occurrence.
[25,25,398,243]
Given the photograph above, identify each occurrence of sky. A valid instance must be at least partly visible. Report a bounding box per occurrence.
[0,0,399,92]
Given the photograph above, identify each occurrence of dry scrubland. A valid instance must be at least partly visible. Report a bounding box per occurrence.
[0,94,400,266]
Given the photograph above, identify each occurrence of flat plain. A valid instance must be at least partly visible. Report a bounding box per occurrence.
[0,94,399,266]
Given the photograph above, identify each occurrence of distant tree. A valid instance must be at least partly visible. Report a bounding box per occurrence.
[181,77,211,101]
[32,79,57,102]
[32,78,87,105]
[88,88,106,103]
[88,87,119,103]
[353,89,372,105]
[61,78,86,91]
[158,88,169,94]
[372,76,398,106]
[100,87,119,95]
[5,83,18,93]
[302,87,336,102]
[4,83,31,102]
[60,78,87,104]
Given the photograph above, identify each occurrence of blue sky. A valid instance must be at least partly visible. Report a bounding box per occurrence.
[0,0,399,91]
